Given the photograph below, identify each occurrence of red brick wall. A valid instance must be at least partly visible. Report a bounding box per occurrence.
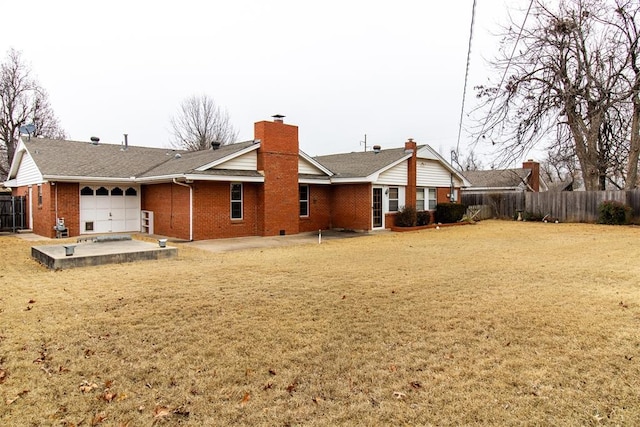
[54,183,80,237]
[142,183,191,240]
[299,184,332,232]
[192,181,259,240]
[330,184,372,231]
[255,120,300,236]
[436,187,462,204]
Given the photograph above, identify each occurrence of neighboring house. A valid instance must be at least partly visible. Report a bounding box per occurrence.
[462,161,548,194]
[4,116,469,240]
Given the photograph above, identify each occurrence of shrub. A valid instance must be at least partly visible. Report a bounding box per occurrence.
[522,211,545,222]
[598,200,632,225]
[435,203,467,224]
[417,211,431,226]
[394,206,417,227]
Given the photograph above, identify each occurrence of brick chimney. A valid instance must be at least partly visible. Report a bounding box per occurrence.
[405,138,418,208]
[522,159,540,192]
[255,115,300,236]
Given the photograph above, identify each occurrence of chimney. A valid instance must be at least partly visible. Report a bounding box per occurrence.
[522,159,540,192]
[404,137,417,153]
[272,114,285,123]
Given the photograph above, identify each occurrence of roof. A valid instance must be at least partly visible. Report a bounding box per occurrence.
[9,137,260,181]
[463,168,531,190]
[314,147,412,179]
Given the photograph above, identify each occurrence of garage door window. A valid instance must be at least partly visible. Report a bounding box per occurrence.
[111,187,123,196]
[96,187,109,196]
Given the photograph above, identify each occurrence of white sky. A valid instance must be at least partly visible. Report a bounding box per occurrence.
[2,0,524,162]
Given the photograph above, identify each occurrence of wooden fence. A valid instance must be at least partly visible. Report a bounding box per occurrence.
[462,190,640,223]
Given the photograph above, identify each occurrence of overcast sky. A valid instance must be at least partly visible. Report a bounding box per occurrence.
[3,0,524,162]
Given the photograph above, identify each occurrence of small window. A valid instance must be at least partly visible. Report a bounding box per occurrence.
[299,185,309,217]
[416,188,425,211]
[428,188,437,210]
[37,185,43,206]
[111,187,123,196]
[85,221,94,232]
[81,186,94,196]
[230,183,243,220]
[388,187,399,212]
[125,187,137,196]
[96,187,109,196]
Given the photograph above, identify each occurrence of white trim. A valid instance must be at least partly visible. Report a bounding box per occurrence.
[299,150,334,176]
[298,177,331,185]
[195,143,260,171]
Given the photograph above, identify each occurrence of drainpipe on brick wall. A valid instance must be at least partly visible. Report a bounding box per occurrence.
[172,178,193,241]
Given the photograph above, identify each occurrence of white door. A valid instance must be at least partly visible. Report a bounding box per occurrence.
[80,185,140,234]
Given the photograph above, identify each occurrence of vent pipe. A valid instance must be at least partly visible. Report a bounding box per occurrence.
[124,134,128,149]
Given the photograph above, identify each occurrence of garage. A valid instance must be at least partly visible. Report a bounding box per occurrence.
[80,185,141,234]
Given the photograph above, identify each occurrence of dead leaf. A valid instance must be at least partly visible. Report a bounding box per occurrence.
[312,396,324,404]
[58,365,70,373]
[28,299,36,304]
[341,295,346,300]
[101,391,117,403]
[79,380,98,393]
[6,390,29,405]
[84,349,95,358]
[104,379,114,388]
[410,381,422,389]
[240,392,250,406]
[286,381,298,394]
[268,368,277,376]
[393,391,406,399]
[389,364,397,372]
[153,405,171,419]
[173,405,190,417]
[91,411,107,426]
[263,382,273,391]
[0,368,6,384]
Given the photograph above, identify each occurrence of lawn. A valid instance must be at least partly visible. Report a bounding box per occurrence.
[0,220,639,426]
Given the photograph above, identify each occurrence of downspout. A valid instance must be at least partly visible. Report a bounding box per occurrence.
[172,178,193,241]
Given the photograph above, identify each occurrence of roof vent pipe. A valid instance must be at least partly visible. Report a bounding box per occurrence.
[90,136,100,145]
[124,134,128,149]
[211,141,221,150]
[373,145,381,154]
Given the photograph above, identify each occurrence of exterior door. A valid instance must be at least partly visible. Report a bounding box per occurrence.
[372,187,383,229]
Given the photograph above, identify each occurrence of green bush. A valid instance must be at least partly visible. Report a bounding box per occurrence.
[598,200,632,225]
[435,203,467,224]
[394,205,417,227]
[417,211,431,226]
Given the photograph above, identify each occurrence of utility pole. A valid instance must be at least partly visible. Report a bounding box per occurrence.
[360,134,367,152]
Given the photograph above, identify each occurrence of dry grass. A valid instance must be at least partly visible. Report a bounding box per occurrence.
[0,220,639,426]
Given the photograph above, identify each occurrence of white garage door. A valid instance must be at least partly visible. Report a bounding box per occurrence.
[80,185,141,234]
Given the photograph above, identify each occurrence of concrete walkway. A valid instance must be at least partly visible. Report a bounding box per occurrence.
[183,229,380,253]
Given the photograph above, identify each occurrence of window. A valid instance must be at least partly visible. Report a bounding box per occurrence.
[230,183,243,220]
[125,187,137,196]
[388,187,399,212]
[96,187,109,196]
[37,185,43,206]
[299,185,309,217]
[428,188,437,210]
[416,188,425,211]
[111,187,123,196]
[81,186,94,196]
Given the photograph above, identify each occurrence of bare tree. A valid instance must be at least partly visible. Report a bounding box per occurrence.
[170,94,238,151]
[473,0,640,190]
[0,48,66,178]
[459,150,485,171]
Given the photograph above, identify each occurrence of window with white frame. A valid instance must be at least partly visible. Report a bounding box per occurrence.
[428,188,437,210]
[416,188,425,211]
[299,185,309,217]
[230,183,243,220]
[388,187,399,212]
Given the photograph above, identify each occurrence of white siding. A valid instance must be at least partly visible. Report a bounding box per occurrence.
[299,157,325,175]
[377,161,407,185]
[417,159,462,187]
[214,151,257,171]
[15,152,43,186]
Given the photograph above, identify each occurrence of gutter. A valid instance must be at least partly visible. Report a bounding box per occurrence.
[172,178,193,241]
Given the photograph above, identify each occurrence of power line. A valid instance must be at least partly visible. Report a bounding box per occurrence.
[455,0,478,161]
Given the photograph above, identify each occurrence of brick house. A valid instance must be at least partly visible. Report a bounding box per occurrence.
[4,116,469,240]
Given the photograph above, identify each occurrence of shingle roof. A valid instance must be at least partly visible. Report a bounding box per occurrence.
[314,146,413,178]
[463,168,531,189]
[21,137,257,179]
[23,138,177,178]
